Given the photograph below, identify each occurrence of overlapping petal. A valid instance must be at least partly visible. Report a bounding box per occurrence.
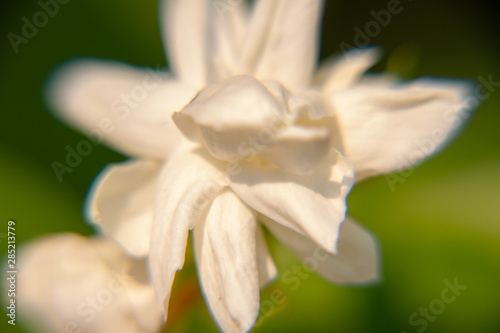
[149,144,228,316]
[229,149,354,253]
[262,216,380,284]
[330,77,474,180]
[174,75,334,174]
[46,59,195,159]
[193,190,260,333]
[86,159,160,257]
[173,75,288,162]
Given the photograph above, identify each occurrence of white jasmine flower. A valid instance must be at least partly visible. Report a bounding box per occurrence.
[10,233,163,333]
[46,0,473,332]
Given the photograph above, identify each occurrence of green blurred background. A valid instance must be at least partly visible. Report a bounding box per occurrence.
[1,0,499,332]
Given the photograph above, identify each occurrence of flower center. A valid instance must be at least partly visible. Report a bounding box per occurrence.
[173,75,333,174]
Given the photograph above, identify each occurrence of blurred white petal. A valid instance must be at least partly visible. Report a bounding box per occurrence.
[331,77,474,180]
[241,0,324,89]
[47,60,195,158]
[86,159,160,257]
[12,233,163,333]
[161,0,209,89]
[207,0,249,82]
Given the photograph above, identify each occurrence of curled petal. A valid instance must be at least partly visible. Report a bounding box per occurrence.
[86,159,160,257]
[174,75,332,173]
[331,77,475,180]
[193,190,260,333]
[46,59,195,158]
[173,76,288,162]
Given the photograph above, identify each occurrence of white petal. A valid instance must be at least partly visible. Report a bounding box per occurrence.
[207,0,249,82]
[14,234,163,333]
[193,190,260,333]
[229,149,354,253]
[256,224,278,287]
[317,47,381,93]
[160,0,210,89]
[240,0,324,89]
[173,76,288,162]
[149,144,228,316]
[47,60,195,158]
[262,217,380,284]
[86,159,160,257]
[331,77,475,180]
